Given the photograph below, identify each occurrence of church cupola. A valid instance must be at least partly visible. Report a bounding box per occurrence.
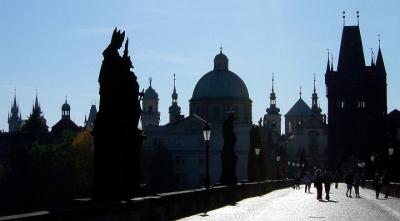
[141,78,160,127]
[263,73,281,134]
[213,47,229,71]
[62,96,71,119]
[169,74,183,123]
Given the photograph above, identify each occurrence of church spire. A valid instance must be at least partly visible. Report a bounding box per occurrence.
[376,35,386,74]
[326,49,331,73]
[169,74,182,123]
[311,74,322,116]
[266,73,280,115]
[172,73,178,103]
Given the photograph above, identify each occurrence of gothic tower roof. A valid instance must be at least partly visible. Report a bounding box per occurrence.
[337,25,365,74]
[375,45,386,74]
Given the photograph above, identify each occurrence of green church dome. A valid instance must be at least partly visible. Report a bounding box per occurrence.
[191,50,249,100]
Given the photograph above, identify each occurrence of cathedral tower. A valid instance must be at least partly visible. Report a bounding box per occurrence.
[141,78,160,127]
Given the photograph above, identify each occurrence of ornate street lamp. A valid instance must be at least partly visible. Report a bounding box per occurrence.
[389,147,394,158]
[255,146,260,183]
[202,123,211,189]
[276,155,280,179]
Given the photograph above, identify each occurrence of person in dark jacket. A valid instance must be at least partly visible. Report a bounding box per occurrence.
[324,171,333,201]
[353,173,361,198]
[314,169,324,201]
[345,171,353,198]
[304,172,312,193]
[333,170,340,189]
[372,173,381,199]
[381,172,390,198]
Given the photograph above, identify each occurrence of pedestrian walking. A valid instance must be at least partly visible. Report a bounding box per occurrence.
[304,172,312,193]
[345,171,353,198]
[314,169,324,201]
[353,173,361,198]
[372,173,381,199]
[334,170,340,189]
[323,171,333,201]
[381,172,390,198]
[294,174,301,190]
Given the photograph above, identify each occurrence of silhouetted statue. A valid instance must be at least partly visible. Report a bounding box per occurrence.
[220,112,237,185]
[92,28,145,201]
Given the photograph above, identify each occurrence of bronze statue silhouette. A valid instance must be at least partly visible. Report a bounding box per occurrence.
[220,112,238,185]
[92,28,145,201]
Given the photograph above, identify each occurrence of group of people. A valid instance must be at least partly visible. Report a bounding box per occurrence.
[299,169,391,201]
[344,171,364,198]
[300,170,336,201]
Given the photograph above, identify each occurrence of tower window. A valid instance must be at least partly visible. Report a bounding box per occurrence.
[271,99,276,105]
[357,100,366,109]
[337,99,345,109]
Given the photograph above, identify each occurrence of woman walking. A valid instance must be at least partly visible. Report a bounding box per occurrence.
[345,171,353,198]
[353,173,361,198]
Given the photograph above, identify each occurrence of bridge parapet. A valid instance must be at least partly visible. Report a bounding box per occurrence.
[0,179,293,221]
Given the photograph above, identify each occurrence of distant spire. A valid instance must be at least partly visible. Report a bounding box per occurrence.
[34,89,39,109]
[357,11,360,26]
[378,34,381,48]
[124,38,129,57]
[370,48,375,66]
[326,49,330,73]
[330,53,334,71]
[376,36,386,73]
[65,95,68,103]
[172,73,178,102]
[299,86,302,99]
[313,73,316,93]
[342,11,346,26]
[13,88,17,107]
[220,44,223,53]
[149,77,152,87]
[271,72,275,93]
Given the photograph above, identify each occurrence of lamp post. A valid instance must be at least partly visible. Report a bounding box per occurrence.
[370,153,375,179]
[202,123,211,190]
[276,156,281,180]
[255,147,260,183]
[388,146,394,180]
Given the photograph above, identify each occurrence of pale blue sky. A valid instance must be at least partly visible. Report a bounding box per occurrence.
[0,0,399,132]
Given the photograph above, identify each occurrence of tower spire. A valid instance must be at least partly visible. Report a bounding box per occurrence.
[272,72,275,93]
[330,53,334,71]
[326,49,331,73]
[299,86,302,99]
[342,11,346,26]
[357,11,360,26]
[172,73,178,103]
[313,73,316,93]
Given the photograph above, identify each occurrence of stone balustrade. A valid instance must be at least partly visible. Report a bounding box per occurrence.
[0,179,293,221]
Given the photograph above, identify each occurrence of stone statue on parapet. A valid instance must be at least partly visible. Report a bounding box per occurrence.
[92,28,145,201]
[220,112,238,185]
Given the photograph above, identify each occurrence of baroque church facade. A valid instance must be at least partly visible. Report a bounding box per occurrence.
[141,49,252,190]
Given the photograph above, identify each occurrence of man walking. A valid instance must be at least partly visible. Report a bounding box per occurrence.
[334,170,340,189]
[324,171,333,201]
[315,169,323,201]
[372,173,381,199]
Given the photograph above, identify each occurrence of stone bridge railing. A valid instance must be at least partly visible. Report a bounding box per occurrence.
[0,179,293,221]
[364,180,400,198]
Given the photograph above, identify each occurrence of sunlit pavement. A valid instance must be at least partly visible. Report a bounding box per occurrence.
[179,184,400,221]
